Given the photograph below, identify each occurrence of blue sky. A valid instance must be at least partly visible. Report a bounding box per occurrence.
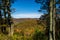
[11,0,43,18]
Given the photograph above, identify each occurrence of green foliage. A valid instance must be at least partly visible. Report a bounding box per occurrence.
[0,34,8,40]
[13,20,47,40]
[0,19,47,40]
[32,29,48,40]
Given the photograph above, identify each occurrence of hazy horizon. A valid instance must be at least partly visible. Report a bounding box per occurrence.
[12,13,43,18]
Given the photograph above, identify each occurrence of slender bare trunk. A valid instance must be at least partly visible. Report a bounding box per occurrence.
[53,0,56,40]
[49,0,53,40]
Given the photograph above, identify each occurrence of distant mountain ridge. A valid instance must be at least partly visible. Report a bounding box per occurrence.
[13,18,39,24]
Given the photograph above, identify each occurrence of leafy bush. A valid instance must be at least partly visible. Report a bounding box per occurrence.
[32,28,48,40]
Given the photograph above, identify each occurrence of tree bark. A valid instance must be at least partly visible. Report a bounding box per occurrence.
[49,0,53,40]
[53,0,56,40]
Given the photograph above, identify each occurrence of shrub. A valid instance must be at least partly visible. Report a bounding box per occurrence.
[32,28,48,40]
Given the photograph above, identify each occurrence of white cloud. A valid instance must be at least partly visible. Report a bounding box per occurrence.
[11,13,43,18]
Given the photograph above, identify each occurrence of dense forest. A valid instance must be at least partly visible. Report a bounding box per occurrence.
[0,0,60,40]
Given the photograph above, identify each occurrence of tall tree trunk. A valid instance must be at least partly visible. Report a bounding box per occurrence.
[49,0,53,40]
[8,25,14,36]
[49,0,56,40]
[7,0,13,36]
[53,0,56,40]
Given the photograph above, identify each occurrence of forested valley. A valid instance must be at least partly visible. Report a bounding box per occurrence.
[0,0,60,40]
